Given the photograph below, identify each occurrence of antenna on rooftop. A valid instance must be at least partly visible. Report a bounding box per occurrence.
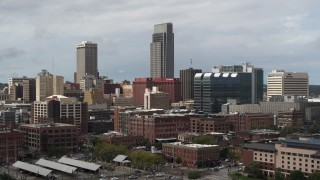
[190,59,193,68]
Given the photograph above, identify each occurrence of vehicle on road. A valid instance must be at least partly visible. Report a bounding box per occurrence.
[111,177,119,180]
[155,172,165,177]
[128,175,138,179]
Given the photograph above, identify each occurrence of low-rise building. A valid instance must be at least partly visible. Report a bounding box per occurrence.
[88,120,114,135]
[98,131,144,147]
[19,123,79,154]
[236,129,280,141]
[0,128,24,163]
[162,142,220,168]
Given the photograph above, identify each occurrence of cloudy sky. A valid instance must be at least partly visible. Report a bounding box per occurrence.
[0,0,319,84]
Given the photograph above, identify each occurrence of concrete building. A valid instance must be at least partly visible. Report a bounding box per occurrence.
[36,70,64,101]
[267,70,309,99]
[19,123,79,154]
[8,76,33,94]
[180,68,202,101]
[83,88,107,105]
[133,78,181,105]
[242,138,320,178]
[22,79,36,103]
[162,142,220,168]
[277,109,304,127]
[31,95,88,134]
[236,129,280,141]
[9,83,23,100]
[121,84,133,97]
[150,23,174,78]
[76,41,98,83]
[144,87,170,110]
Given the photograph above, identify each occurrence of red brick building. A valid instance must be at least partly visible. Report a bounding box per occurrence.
[190,117,229,134]
[278,109,304,127]
[162,142,220,168]
[113,107,164,134]
[130,115,190,143]
[133,78,181,105]
[226,113,275,132]
[19,123,79,154]
[98,133,144,147]
[236,129,280,141]
[0,129,24,163]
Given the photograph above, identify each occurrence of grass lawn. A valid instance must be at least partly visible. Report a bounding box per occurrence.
[229,173,263,180]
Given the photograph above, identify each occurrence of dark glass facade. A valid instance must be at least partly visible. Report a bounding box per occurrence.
[194,72,262,113]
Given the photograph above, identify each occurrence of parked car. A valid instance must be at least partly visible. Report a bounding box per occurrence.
[211,167,219,172]
[128,175,138,179]
[111,177,119,180]
[155,172,165,177]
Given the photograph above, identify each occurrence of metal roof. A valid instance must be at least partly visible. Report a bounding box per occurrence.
[58,157,100,171]
[36,159,77,174]
[243,143,276,152]
[113,155,127,163]
[12,161,52,177]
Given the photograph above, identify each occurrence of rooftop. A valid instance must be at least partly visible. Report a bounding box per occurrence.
[243,143,276,152]
[20,123,76,128]
[166,142,218,148]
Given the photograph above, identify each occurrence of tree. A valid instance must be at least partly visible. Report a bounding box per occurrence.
[0,173,14,180]
[289,170,306,180]
[280,126,298,137]
[227,150,240,162]
[307,124,320,134]
[274,168,285,180]
[175,157,182,166]
[220,147,229,159]
[308,172,320,180]
[188,171,201,179]
[129,151,165,171]
[244,162,261,178]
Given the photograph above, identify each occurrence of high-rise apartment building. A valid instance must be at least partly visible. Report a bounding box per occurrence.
[180,68,202,101]
[150,23,174,78]
[8,76,33,94]
[267,70,309,99]
[36,70,64,101]
[76,41,98,83]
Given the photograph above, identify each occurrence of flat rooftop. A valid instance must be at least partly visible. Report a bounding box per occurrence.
[20,123,76,128]
[166,142,218,148]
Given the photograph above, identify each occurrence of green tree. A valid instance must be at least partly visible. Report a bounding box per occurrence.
[192,135,217,145]
[93,143,128,162]
[188,171,201,179]
[0,173,14,180]
[244,162,261,178]
[307,124,320,134]
[289,170,306,180]
[308,172,320,180]
[274,168,285,180]
[227,150,240,161]
[175,157,182,166]
[280,126,297,137]
[129,151,165,170]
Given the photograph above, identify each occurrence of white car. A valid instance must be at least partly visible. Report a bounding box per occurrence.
[155,173,165,177]
[111,177,119,180]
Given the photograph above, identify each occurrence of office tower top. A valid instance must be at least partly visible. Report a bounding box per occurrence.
[76,41,98,83]
[267,70,309,99]
[150,22,174,78]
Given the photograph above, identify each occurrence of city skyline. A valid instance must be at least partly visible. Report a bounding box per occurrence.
[0,1,319,84]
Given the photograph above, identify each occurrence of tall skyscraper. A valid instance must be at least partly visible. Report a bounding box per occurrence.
[267,70,309,99]
[150,23,174,78]
[180,68,202,101]
[76,41,98,83]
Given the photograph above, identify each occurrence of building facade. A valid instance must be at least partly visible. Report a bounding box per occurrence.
[19,123,79,154]
[144,87,170,110]
[267,70,309,99]
[0,129,24,164]
[150,23,174,78]
[76,41,98,83]
[133,77,181,105]
[36,70,64,101]
[163,142,220,168]
[180,68,202,101]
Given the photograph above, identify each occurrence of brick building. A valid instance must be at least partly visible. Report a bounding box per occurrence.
[162,142,220,168]
[98,132,144,147]
[133,78,181,105]
[190,117,229,134]
[88,120,114,135]
[0,128,24,163]
[227,113,275,132]
[130,114,190,143]
[278,109,304,127]
[19,123,79,154]
[236,129,280,141]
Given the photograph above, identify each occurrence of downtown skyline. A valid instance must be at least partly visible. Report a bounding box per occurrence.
[0,1,319,84]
